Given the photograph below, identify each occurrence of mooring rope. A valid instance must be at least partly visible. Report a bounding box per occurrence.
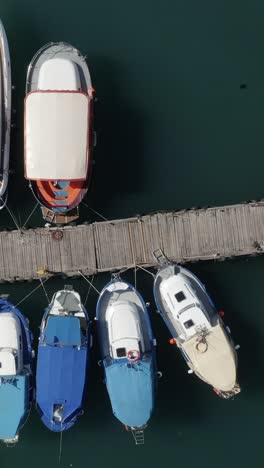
[2,200,22,233]
[13,277,50,308]
[82,201,109,221]
[84,274,95,306]
[22,202,39,229]
[135,264,155,278]
[78,270,100,295]
[39,276,50,304]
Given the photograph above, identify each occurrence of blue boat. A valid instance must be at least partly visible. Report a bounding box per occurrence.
[0,296,33,444]
[96,278,157,444]
[36,285,91,432]
[153,264,240,398]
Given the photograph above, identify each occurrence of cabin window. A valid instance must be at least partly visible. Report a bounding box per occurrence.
[175,291,186,303]
[184,319,194,329]
[116,348,126,358]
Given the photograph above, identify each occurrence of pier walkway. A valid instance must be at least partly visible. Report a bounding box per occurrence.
[1,200,264,282]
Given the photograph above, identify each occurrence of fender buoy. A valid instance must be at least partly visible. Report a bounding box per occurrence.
[169,338,177,345]
[127,350,140,362]
[88,86,95,98]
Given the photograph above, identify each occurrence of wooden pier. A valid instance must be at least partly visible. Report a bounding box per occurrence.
[1,200,264,282]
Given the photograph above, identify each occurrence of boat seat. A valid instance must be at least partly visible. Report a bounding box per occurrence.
[38,58,80,90]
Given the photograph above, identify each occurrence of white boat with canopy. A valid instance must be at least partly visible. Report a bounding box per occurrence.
[24,42,95,224]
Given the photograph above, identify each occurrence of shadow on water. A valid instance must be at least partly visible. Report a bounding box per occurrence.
[80,57,148,221]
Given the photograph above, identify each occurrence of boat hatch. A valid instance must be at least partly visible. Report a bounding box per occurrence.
[116,347,126,358]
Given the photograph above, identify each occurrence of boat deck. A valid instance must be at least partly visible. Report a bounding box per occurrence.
[1,200,264,282]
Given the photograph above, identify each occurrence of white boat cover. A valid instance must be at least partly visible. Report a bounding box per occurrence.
[181,322,237,391]
[25,91,89,180]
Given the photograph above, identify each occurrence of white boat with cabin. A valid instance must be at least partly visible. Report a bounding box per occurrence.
[154,264,241,398]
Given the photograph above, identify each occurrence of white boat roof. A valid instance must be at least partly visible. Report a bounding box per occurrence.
[0,314,20,350]
[160,276,211,339]
[0,350,16,376]
[25,91,89,180]
[38,58,80,90]
[107,302,141,342]
[106,302,142,358]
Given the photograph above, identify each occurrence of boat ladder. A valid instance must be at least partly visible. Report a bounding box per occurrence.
[153,248,168,264]
[132,429,145,445]
[43,209,56,223]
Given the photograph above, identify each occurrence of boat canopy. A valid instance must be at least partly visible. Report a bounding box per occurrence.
[105,358,155,427]
[0,375,29,439]
[44,316,82,346]
[37,345,87,423]
[25,91,89,180]
[181,322,237,391]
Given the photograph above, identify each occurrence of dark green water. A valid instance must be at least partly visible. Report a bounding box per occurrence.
[0,0,264,466]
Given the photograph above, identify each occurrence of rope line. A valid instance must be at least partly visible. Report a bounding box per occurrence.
[39,276,50,304]
[82,202,109,221]
[3,201,22,233]
[78,270,100,295]
[135,264,155,278]
[13,277,50,308]
[84,274,94,306]
[59,421,63,464]
[22,202,39,229]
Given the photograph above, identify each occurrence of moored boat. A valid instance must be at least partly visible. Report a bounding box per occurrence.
[0,19,11,209]
[24,42,95,224]
[96,278,157,444]
[36,286,91,431]
[0,296,33,444]
[154,264,240,398]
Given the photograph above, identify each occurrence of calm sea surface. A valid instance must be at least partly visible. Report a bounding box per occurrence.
[0,1,264,467]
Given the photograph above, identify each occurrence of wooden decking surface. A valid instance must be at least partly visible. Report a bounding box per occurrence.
[1,201,264,281]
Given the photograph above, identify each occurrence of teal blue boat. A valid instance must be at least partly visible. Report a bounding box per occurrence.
[0,297,33,444]
[96,278,157,444]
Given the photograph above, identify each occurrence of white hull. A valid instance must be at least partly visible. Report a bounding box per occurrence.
[154,264,240,396]
[0,20,11,207]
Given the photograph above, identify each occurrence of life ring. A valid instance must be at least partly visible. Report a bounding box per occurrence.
[127,350,140,362]
[51,229,63,241]
[196,340,208,353]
